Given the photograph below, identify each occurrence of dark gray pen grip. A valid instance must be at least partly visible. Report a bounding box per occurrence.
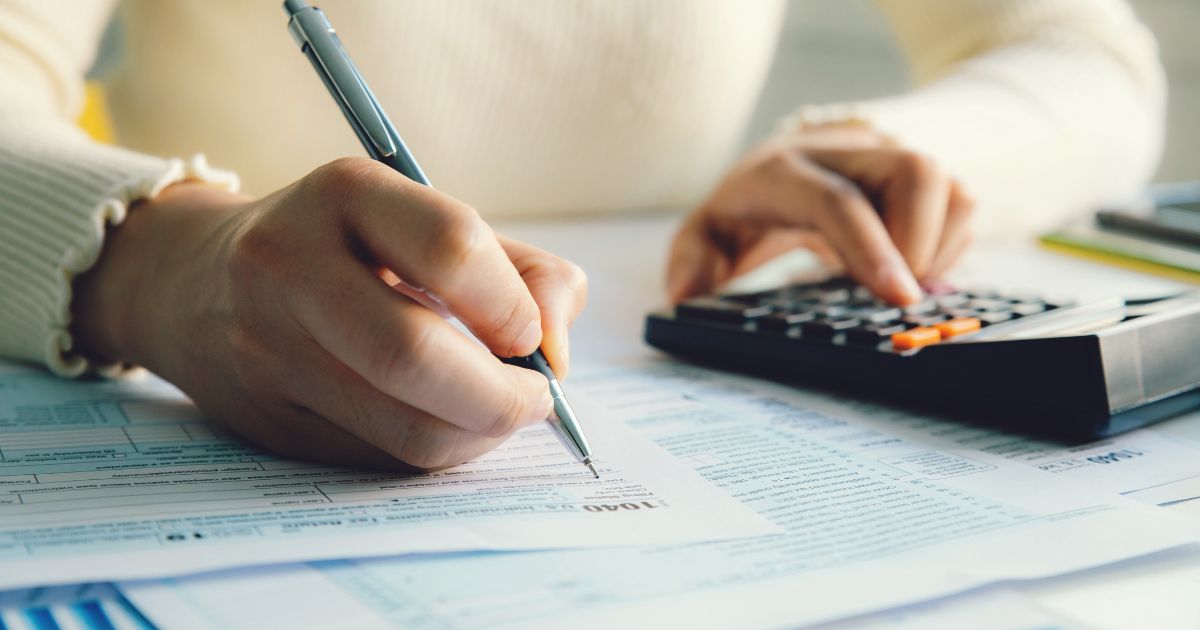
[500,350,555,381]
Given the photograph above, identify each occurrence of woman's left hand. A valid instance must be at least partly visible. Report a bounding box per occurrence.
[666,125,975,305]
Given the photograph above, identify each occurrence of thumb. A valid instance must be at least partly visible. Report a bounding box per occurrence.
[498,236,587,379]
[666,216,730,303]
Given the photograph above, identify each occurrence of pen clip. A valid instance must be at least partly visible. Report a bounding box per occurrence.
[286,5,398,159]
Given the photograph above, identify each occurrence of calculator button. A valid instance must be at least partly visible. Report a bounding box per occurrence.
[758,311,815,333]
[943,307,979,319]
[858,306,902,324]
[968,298,1012,312]
[1010,303,1047,317]
[677,298,772,323]
[901,313,948,327]
[934,317,981,338]
[846,322,907,346]
[817,288,851,304]
[802,317,861,340]
[759,296,795,310]
[1005,292,1042,304]
[814,304,851,319]
[934,294,969,309]
[851,286,875,301]
[786,286,825,302]
[903,300,939,315]
[976,311,1014,326]
[891,327,941,350]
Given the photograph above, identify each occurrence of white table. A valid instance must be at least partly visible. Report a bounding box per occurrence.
[493,210,1200,629]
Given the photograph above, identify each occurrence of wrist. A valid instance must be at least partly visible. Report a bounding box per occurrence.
[72,182,250,370]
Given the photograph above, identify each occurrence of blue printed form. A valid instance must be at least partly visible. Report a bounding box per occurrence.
[122,364,1197,630]
[0,364,776,589]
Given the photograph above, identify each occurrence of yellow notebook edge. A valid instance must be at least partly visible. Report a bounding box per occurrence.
[78,82,115,144]
[1038,235,1200,285]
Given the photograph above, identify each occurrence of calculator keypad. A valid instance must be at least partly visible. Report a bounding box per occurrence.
[675,279,1063,352]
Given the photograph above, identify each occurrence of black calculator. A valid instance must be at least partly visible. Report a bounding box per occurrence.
[644,279,1200,439]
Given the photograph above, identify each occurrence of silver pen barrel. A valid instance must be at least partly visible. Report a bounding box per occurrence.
[547,379,597,477]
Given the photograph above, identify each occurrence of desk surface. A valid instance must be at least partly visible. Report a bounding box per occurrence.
[492,210,1200,628]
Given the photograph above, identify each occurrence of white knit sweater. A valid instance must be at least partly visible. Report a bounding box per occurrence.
[0,0,1165,375]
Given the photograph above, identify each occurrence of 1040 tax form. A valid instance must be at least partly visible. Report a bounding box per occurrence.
[0,364,776,589]
[122,363,1198,630]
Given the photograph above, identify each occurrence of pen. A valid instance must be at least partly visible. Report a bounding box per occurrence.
[282,0,599,478]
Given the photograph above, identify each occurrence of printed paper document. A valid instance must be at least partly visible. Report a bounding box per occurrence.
[121,364,1197,630]
[0,365,775,589]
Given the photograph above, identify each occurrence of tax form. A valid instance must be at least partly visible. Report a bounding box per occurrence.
[784,386,1200,507]
[121,363,1198,630]
[0,364,776,589]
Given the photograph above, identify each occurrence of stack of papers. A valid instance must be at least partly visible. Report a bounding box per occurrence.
[0,364,774,588]
[3,360,1199,628]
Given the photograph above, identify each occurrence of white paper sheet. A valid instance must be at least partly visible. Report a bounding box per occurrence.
[0,364,776,589]
[121,364,1198,630]
[812,588,1080,630]
[121,567,1093,630]
[1022,544,1200,630]
[769,383,1200,506]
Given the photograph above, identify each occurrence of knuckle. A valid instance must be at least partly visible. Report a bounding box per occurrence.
[366,316,432,390]
[226,220,284,282]
[425,203,484,275]
[339,392,380,440]
[563,260,589,301]
[894,150,941,183]
[952,194,977,219]
[759,147,804,178]
[477,296,530,348]
[482,385,539,438]
[393,444,440,472]
[310,157,386,211]
[390,421,454,471]
[816,180,863,218]
[227,326,275,392]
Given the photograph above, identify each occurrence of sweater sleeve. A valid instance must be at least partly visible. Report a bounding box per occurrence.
[0,0,237,376]
[781,0,1166,238]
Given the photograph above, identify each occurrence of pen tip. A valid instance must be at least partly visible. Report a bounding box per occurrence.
[586,461,599,479]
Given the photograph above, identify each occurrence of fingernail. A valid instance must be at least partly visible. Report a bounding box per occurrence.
[515,319,542,356]
[667,269,700,304]
[559,333,571,380]
[666,276,684,303]
[880,263,921,304]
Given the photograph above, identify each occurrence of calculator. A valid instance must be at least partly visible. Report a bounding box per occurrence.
[644,279,1200,439]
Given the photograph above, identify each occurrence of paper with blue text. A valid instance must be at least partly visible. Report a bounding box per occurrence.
[0,364,776,589]
[122,364,1198,630]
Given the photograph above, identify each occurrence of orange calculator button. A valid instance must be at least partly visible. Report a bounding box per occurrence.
[891,327,941,350]
[935,317,982,339]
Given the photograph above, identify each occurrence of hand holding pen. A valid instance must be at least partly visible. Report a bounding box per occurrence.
[73,7,590,476]
[283,0,598,475]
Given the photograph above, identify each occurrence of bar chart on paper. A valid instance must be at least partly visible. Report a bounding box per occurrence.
[0,583,153,630]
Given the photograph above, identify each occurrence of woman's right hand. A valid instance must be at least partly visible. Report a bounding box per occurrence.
[72,157,588,471]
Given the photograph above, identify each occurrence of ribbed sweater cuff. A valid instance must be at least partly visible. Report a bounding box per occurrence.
[0,123,238,377]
